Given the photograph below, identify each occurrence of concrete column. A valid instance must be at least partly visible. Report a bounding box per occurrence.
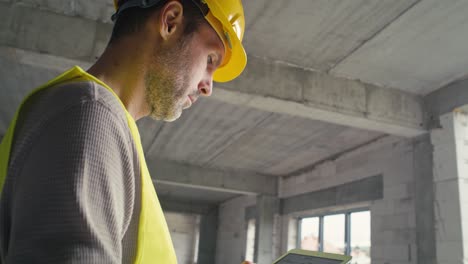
[254,195,279,264]
[197,207,218,264]
[431,111,468,264]
[413,135,436,264]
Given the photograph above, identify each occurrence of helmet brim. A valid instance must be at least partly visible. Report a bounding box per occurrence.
[205,1,247,83]
[213,27,247,83]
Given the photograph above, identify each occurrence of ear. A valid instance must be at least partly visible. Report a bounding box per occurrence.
[159,1,184,40]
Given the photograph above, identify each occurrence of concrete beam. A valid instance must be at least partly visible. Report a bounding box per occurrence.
[159,196,216,215]
[280,175,383,215]
[215,56,426,138]
[0,1,112,62]
[0,2,426,137]
[425,77,468,127]
[147,158,277,196]
[0,45,91,72]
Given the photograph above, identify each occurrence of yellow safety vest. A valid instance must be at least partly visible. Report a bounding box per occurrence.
[0,66,177,264]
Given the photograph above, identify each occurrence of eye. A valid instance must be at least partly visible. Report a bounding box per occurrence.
[207,55,214,65]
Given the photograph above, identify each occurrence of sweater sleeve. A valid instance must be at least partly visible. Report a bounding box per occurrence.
[5,100,137,263]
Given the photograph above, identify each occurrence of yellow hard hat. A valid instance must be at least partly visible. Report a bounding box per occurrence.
[113,0,247,82]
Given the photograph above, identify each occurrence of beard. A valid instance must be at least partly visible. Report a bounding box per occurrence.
[144,37,193,122]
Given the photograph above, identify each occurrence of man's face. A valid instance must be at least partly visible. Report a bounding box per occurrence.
[145,22,225,122]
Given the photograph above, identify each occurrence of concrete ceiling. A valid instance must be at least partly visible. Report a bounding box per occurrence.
[331,0,468,95]
[243,0,419,71]
[138,102,382,176]
[2,0,468,204]
[242,0,468,95]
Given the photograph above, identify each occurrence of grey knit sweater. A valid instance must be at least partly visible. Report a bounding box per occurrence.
[0,81,141,263]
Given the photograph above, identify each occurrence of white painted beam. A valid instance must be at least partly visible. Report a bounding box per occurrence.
[147,158,277,196]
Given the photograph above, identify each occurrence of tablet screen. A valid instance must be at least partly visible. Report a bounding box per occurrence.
[276,253,345,264]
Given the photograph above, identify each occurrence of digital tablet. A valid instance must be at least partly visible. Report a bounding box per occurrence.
[273,249,352,264]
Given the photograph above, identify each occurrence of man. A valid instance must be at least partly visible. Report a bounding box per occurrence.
[0,0,249,263]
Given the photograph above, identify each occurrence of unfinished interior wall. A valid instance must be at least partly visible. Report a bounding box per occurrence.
[215,195,256,264]
[278,136,435,264]
[164,212,200,264]
[214,136,436,264]
[431,111,468,264]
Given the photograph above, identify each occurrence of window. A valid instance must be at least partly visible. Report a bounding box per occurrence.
[350,211,371,264]
[323,214,346,254]
[298,210,371,264]
[245,218,256,262]
[299,217,319,251]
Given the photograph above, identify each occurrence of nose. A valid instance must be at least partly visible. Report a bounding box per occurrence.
[198,77,213,97]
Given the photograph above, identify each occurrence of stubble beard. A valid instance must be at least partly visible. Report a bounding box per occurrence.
[145,38,192,122]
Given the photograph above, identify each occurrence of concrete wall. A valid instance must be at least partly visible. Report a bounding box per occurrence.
[215,136,436,264]
[431,111,468,264]
[279,136,427,264]
[215,195,256,264]
[164,212,200,264]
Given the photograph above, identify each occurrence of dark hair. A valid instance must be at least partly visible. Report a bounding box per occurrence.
[110,0,205,43]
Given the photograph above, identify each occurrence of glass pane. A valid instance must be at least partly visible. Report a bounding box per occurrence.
[350,211,371,264]
[245,219,256,261]
[300,217,319,250]
[323,214,345,254]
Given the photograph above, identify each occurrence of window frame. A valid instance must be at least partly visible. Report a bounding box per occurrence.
[297,207,370,255]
